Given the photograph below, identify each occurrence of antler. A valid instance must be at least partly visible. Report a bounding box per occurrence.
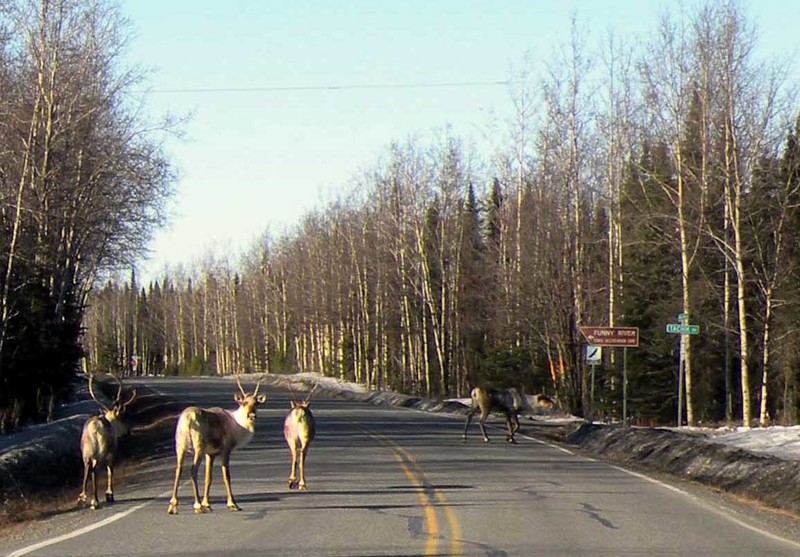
[235,373,248,397]
[122,386,138,410]
[112,373,138,410]
[113,374,124,405]
[88,374,111,413]
[235,373,265,397]
[252,374,265,398]
[303,383,319,404]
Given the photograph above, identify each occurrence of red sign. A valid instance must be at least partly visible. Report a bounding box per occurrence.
[579,326,639,347]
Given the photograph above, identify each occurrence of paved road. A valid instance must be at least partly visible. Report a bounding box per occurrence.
[3,376,800,556]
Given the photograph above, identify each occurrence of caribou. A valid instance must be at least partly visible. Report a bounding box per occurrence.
[167,374,267,514]
[283,384,318,490]
[79,374,137,510]
[462,386,524,443]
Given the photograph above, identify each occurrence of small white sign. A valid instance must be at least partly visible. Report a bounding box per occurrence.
[586,345,602,363]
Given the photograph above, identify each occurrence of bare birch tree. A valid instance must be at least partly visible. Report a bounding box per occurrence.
[638,8,707,425]
[535,18,599,415]
[699,2,794,426]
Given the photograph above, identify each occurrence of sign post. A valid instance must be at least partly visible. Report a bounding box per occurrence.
[579,327,639,424]
[586,345,602,419]
[666,314,700,426]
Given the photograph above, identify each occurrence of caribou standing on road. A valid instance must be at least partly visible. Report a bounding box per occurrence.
[462,387,524,443]
[283,384,317,490]
[79,374,137,510]
[167,374,267,514]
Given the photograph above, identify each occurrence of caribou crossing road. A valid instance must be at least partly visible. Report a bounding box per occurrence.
[4,377,800,557]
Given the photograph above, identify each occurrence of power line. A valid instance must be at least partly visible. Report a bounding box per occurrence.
[144,80,511,94]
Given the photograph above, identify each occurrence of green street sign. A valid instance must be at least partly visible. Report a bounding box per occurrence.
[666,323,699,335]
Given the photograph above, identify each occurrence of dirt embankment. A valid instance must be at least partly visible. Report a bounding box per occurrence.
[562,423,800,517]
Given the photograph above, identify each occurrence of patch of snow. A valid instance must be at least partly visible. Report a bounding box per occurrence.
[678,425,800,462]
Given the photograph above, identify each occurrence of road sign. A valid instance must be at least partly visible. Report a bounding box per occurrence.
[586,345,602,363]
[579,326,639,347]
[666,323,699,335]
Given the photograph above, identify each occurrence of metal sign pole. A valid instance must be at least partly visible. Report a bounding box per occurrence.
[668,313,696,427]
[579,327,639,426]
[623,347,628,425]
[590,363,596,421]
[677,334,685,426]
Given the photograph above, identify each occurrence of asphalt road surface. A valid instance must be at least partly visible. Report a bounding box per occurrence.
[3,376,800,556]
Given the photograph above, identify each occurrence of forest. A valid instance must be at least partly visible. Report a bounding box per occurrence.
[0,0,177,432]
[3,1,800,432]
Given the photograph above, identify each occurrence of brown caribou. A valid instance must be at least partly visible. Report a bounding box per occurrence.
[79,374,137,510]
[167,374,267,514]
[462,387,524,443]
[283,384,318,490]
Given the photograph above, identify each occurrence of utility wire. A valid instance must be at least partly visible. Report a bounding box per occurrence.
[144,80,511,94]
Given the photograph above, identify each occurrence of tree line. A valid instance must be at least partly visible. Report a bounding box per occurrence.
[5,1,800,431]
[0,0,177,432]
[84,3,800,427]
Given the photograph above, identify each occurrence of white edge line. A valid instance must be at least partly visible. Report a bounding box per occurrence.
[6,488,173,557]
[520,432,800,550]
[604,462,800,549]
[436,410,800,549]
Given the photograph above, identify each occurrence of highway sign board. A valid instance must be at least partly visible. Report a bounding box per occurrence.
[579,326,639,347]
[666,323,699,335]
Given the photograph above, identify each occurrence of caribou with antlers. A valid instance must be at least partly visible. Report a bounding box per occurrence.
[283,384,317,490]
[79,374,137,510]
[167,374,267,514]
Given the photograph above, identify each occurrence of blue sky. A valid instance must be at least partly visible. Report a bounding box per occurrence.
[124,1,799,282]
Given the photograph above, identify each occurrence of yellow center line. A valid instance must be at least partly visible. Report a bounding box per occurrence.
[363,427,462,556]
[394,444,463,556]
[392,449,440,556]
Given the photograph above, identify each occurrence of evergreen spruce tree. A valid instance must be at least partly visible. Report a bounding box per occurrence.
[457,183,487,390]
[618,141,682,423]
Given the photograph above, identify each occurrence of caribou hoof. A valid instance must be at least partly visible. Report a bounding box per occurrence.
[482,438,490,443]
[105,493,114,503]
[167,503,178,515]
[288,480,299,489]
[194,504,212,514]
[227,504,241,512]
[298,483,307,491]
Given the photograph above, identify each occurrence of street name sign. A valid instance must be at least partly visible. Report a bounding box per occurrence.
[666,323,699,335]
[579,326,639,347]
